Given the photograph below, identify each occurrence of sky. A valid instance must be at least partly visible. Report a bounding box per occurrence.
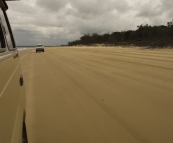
[6,0,173,46]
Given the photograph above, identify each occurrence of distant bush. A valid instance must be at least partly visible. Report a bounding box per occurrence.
[68,20,173,48]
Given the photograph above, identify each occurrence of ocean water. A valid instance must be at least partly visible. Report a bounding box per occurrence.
[17,47,35,51]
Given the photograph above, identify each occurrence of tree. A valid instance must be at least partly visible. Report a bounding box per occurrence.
[68,19,173,48]
[167,19,173,27]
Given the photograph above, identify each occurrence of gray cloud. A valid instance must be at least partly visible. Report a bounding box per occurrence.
[136,0,162,18]
[135,0,173,26]
[36,0,68,12]
[161,0,173,17]
[13,29,68,46]
[6,0,173,46]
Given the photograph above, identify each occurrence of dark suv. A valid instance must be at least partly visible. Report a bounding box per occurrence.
[0,0,28,143]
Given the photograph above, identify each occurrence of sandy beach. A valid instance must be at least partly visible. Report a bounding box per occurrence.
[19,46,173,143]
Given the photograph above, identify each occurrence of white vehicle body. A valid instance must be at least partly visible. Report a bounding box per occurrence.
[0,0,28,143]
[36,44,44,52]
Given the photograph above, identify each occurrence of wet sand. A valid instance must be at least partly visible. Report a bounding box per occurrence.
[19,46,173,143]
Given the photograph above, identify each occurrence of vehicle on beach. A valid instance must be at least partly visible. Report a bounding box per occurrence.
[36,44,44,52]
[0,0,28,143]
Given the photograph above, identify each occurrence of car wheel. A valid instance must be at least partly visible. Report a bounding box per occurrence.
[43,50,44,52]
[22,122,28,143]
[36,50,37,53]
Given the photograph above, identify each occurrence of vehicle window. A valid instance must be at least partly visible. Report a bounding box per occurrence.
[37,45,43,47]
[0,7,15,50]
[0,22,5,52]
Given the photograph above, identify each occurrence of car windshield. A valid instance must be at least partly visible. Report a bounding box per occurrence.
[37,44,43,47]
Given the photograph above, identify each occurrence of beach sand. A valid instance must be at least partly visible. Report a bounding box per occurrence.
[19,46,173,143]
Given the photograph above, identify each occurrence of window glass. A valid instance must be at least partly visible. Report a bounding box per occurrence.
[0,19,5,52]
[0,7,14,49]
[37,44,43,47]
[0,23,5,49]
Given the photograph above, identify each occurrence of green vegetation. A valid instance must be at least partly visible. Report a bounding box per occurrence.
[68,20,173,48]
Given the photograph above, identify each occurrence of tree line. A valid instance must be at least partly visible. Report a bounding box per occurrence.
[68,20,173,48]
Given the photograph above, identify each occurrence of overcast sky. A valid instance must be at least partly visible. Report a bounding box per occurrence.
[6,0,173,46]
